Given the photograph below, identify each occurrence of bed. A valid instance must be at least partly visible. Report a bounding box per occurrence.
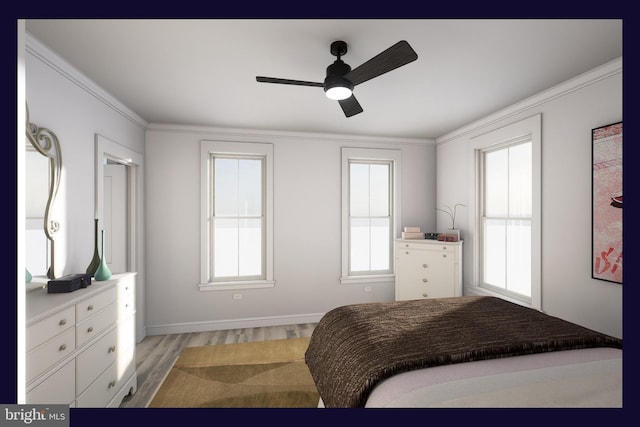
[304,295,622,408]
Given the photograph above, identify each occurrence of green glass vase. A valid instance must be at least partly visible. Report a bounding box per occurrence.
[86,219,101,276]
[94,229,112,281]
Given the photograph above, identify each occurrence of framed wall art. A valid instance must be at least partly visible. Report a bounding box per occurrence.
[592,121,622,284]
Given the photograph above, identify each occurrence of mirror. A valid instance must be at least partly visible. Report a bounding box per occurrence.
[25,104,62,279]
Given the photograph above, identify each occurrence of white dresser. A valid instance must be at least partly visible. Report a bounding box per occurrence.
[394,239,462,301]
[25,273,137,407]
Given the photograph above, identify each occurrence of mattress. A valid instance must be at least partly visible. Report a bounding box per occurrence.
[364,347,622,408]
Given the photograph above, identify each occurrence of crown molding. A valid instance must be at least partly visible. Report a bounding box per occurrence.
[146,122,434,146]
[25,33,148,129]
[436,57,622,145]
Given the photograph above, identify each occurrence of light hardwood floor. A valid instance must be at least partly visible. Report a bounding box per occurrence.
[119,323,317,408]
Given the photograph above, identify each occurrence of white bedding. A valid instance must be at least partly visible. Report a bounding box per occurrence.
[360,348,622,408]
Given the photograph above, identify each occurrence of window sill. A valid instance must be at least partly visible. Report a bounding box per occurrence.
[199,280,275,291]
[464,284,536,310]
[340,274,395,285]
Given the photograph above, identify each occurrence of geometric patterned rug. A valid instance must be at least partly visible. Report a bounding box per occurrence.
[148,337,319,408]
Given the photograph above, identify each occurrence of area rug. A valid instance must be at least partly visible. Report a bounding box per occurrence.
[148,337,319,408]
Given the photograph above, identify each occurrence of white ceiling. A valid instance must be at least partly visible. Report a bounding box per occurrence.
[25,19,622,140]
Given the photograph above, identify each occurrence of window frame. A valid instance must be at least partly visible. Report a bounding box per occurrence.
[199,140,274,291]
[468,114,541,309]
[340,147,402,285]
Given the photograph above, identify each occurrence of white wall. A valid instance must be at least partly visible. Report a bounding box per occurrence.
[435,58,623,338]
[23,34,147,337]
[145,125,435,334]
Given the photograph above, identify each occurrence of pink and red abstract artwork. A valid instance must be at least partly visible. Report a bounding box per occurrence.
[592,122,622,284]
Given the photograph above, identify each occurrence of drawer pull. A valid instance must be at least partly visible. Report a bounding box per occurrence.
[422,264,428,268]
[108,345,117,353]
[406,251,409,255]
[87,305,94,311]
[59,319,67,326]
[422,293,428,297]
[59,344,67,351]
[422,278,428,283]
[87,326,94,333]
[443,254,447,258]
[108,380,116,389]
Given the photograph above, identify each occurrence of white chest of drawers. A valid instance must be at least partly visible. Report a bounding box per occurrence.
[394,239,463,301]
[25,273,138,407]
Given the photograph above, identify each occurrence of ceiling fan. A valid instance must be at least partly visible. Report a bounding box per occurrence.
[256,40,418,118]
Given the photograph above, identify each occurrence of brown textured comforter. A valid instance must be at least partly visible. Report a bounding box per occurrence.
[304,296,622,408]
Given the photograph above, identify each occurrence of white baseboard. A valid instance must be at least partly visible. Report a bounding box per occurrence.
[145,313,325,336]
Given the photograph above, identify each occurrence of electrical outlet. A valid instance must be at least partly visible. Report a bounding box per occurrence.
[364,286,373,292]
[233,293,243,300]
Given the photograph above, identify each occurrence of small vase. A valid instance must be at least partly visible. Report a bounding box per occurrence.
[86,219,101,276]
[26,268,32,283]
[447,229,461,242]
[94,229,112,281]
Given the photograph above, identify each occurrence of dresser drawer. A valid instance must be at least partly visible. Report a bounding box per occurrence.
[76,362,119,407]
[115,314,136,373]
[117,279,135,318]
[26,306,75,352]
[76,303,117,347]
[397,241,453,251]
[76,287,117,323]
[26,359,75,405]
[26,327,75,383]
[76,327,118,394]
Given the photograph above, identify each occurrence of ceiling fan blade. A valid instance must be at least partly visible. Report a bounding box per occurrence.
[338,95,363,118]
[344,40,418,87]
[256,76,324,87]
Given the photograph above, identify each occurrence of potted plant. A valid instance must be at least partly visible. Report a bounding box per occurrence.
[436,204,466,241]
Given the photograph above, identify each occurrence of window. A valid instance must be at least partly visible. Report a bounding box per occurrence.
[469,115,541,309]
[341,148,401,284]
[482,142,532,296]
[200,141,274,290]
[212,156,264,280]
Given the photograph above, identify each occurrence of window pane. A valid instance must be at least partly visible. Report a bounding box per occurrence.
[214,218,238,278]
[347,158,393,276]
[350,218,370,272]
[483,218,506,288]
[370,218,390,271]
[370,164,390,217]
[239,218,262,276]
[508,143,532,217]
[214,159,238,217]
[506,219,531,296]
[239,159,262,217]
[484,149,508,217]
[350,163,370,216]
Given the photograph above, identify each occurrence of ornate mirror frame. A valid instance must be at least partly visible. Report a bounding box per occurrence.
[25,104,62,279]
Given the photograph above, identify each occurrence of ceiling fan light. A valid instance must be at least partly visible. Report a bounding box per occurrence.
[325,85,353,100]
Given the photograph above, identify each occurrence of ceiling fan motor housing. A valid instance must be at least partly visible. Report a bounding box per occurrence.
[324,59,353,94]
